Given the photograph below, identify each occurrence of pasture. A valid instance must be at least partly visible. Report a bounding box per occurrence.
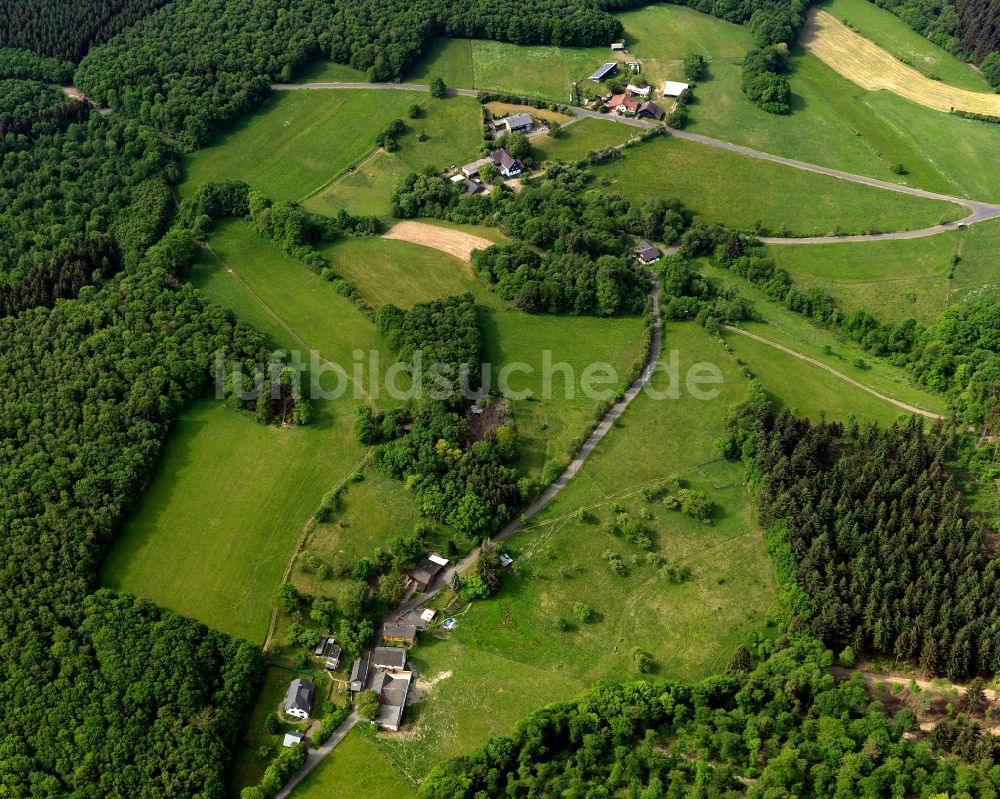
[720,328,919,425]
[801,10,1000,116]
[704,262,949,417]
[294,728,417,799]
[181,90,482,204]
[952,217,1000,303]
[820,0,990,92]
[766,232,961,325]
[532,116,640,163]
[316,224,648,481]
[100,396,362,643]
[370,323,777,782]
[589,135,963,235]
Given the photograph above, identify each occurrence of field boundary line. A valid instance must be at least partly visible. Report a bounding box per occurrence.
[262,449,373,651]
[299,145,382,204]
[721,324,943,419]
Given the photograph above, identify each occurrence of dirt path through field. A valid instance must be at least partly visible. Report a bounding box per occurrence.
[721,324,943,419]
[801,10,1000,116]
[383,220,493,262]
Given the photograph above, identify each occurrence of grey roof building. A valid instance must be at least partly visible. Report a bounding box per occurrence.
[588,62,619,82]
[282,678,315,720]
[633,239,661,265]
[501,112,533,132]
[371,646,407,671]
[349,657,369,693]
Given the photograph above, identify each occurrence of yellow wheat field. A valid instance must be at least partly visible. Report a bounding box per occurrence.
[801,10,1000,116]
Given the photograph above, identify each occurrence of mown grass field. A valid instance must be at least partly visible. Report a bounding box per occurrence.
[820,0,989,92]
[102,222,405,643]
[532,117,640,163]
[369,323,777,782]
[100,396,362,643]
[766,233,961,325]
[294,727,417,799]
[802,10,1000,116]
[181,90,482,204]
[590,135,963,235]
[952,217,1000,303]
[704,262,949,418]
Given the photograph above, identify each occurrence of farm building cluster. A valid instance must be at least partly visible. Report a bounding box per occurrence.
[584,51,691,120]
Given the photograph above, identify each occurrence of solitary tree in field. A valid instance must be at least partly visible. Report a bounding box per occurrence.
[430,76,447,98]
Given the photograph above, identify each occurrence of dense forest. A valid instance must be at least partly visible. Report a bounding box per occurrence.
[0,264,269,796]
[0,82,176,297]
[0,0,171,61]
[721,386,1000,680]
[420,635,1000,798]
[367,294,523,538]
[75,0,621,147]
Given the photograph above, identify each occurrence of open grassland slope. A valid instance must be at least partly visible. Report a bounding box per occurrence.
[802,9,1000,115]
[182,90,482,204]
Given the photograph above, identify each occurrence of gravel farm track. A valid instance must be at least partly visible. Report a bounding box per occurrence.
[801,9,1000,117]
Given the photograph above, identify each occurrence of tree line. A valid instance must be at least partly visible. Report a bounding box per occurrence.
[420,635,1000,798]
[75,0,622,147]
[0,262,272,796]
[0,0,171,61]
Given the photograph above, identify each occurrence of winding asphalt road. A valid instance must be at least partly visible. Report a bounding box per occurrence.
[271,81,1000,242]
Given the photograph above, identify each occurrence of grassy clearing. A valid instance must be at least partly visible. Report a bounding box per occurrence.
[302,150,410,218]
[686,50,1000,202]
[720,330,917,425]
[181,90,482,204]
[766,234,960,325]
[293,727,417,799]
[532,117,640,163]
[405,38,476,88]
[820,0,989,92]
[801,10,1000,115]
[372,324,776,781]
[100,396,362,643]
[589,135,962,235]
[374,637,586,782]
[317,228,647,481]
[102,223,401,642]
[703,261,949,417]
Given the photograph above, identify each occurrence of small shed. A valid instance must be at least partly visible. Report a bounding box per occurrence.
[611,41,625,51]
[282,731,304,748]
[637,101,666,121]
[626,83,650,97]
[312,635,329,657]
[663,80,690,98]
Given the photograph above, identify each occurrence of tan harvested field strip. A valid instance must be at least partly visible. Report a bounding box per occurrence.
[801,10,1000,116]
[382,221,493,262]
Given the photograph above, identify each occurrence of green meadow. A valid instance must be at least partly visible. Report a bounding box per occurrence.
[766,233,961,325]
[294,727,417,799]
[100,396,362,643]
[181,90,482,204]
[820,0,990,92]
[370,323,778,783]
[704,261,949,419]
[590,135,963,235]
[532,117,640,163]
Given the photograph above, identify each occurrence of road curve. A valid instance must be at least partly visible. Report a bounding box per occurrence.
[272,81,1000,240]
[721,324,943,419]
